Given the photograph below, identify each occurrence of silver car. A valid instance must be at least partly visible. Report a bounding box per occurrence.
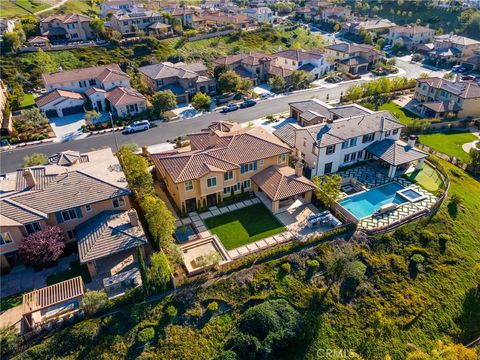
[125,120,150,133]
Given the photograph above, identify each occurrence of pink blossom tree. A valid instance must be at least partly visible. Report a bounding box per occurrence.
[19,226,66,268]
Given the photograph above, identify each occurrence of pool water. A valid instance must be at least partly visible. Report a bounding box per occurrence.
[174,224,196,243]
[338,182,407,219]
[398,188,423,202]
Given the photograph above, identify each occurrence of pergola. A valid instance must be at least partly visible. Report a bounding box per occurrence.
[22,276,85,334]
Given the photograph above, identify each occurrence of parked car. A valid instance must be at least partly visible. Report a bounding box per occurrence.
[221,104,239,113]
[383,45,393,51]
[260,92,274,100]
[240,99,257,108]
[452,65,466,73]
[124,120,150,133]
[461,75,476,81]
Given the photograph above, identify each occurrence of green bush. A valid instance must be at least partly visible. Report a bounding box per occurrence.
[306,259,320,270]
[83,290,108,315]
[0,325,20,357]
[137,327,155,343]
[280,263,291,274]
[166,305,178,318]
[411,254,425,264]
[207,301,219,313]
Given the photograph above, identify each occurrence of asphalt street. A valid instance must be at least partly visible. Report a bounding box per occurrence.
[0,59,445,174]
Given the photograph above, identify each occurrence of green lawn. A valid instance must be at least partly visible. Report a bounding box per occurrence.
[19,94,35,109]
[403,163,443,193]
[0,290,31,312]
[378,101,418,125]
[418,131,477,163]
[0,0,50,17]
[46,260,91,286]
[205,203,286,250]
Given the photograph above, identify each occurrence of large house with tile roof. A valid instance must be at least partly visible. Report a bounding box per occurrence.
[387,25,435,49]
[110,9,171,35]
[151,122,316,213]
[274,99,427,178]
[40,14,94,42]
[138,61,216,104]
[414,77,480,119]
[36,64,148,118]
[0,148,148,277]
[325,43,381,74]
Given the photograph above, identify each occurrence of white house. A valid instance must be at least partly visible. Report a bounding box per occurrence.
[387,25,435,49]
[274,99,427,178]
[273,49,333,79]
[243,7,273,24]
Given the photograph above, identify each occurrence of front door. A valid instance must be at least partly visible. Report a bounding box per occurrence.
[185,198,197,213]
[206,193,217,207]
[97,101,103,112]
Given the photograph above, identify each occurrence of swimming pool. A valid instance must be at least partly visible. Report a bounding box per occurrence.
[338,182,407,219]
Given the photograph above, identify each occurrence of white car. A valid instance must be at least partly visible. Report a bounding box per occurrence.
[125,120,150,133]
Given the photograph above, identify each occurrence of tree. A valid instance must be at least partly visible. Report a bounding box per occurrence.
[34,48,57,75]
[18,226,66,268]
[469,148,480,174]
[217,70,241,94]
[23,153,48,167]
[313,174,342,207]
[117,145,154,198]
[21,108,49,128]
[376,38,385,50]
[147,251,171,293]
[152,90,177,115]
[268,75,286,93]
[191,92,211,111]
[90,17,106,39]
[196,251,221,270]
[290,70,311,90]
[84,110,100,127]
[137,327,155,344]
[20,16,39,38]
[443,72,455,80]
[2,32,22,52]
[237,78,253,95]
[10,84,25,110]
[83,290,108,315]
[137,246,149,296]
[406,341,477,360]
[333,22,341,32]
[141,195,176,250]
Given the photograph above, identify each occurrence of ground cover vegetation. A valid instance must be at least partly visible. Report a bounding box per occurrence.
[418,130,478,164]
[204,203,286,250]
[15,157,480,359]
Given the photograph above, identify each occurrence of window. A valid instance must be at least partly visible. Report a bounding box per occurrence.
[385,130,391,137]
[25,222,41,235]
[362,133,375,143]
[342,141,349,149]
[156,79,164,87]
[71,33,79,39]
[243,179,251,189]
[278,154,286,163]
[303,137,307,147]
[324,162,333,174]
[0,232,13,246]
[357,151,363,159]
[85,204,92,212]
[259,159,264,166]
[185,180,193,191]
[351,152,357,161]
[112,197,125,208]
[326,145,336,155]
[223,186,231,195]
[392,129,399,135]
[224,170,233,181]
[67,230,77,240]
[344,154,350,163]
[349,138,357,147]
[241,162,256,173]
[61,208,78,222]
[89,79,96,86]
[207,177,217,188]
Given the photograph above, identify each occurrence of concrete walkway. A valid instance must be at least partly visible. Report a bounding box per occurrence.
[462,129,480,153]
[34,0,68,15]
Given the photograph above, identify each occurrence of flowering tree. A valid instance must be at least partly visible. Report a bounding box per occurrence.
[19,226,66,268]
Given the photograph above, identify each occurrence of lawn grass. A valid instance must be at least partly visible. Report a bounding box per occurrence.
[205,203,286,250]
[19,94,35,109]
[0,290,31,312]
[418,130,477,163]
[0,0,50,17]
[378,101,418,125]
[403,163,443,193]
[46,260,91,286]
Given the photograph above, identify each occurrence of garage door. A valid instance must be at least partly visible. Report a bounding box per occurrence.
[45,109,58,118]
[62,105,85,116]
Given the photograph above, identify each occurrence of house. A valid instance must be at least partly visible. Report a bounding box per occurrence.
[28,36,50,47]
[243,7,273,24]
[151,122,316,213]
[22,277,85,334]
[344,18,396,36]
[36,64,147,118]
[429,34,480,61]
[325,43,381,74]
[138,61,216,104]
[100,0,142,17]
[110,10,171,35]
[387,25,435,49]
[0,80,11,136]
[199,11,250,28]
[0,18,16,36]
[213,49,332,85]
[413,77,480,119]
[39,14,94,42]
[273,99,427,178]
[460,49,480,71]
[201,0,236,10]
[171,8,194,27]
[320,6,351,22]
[0,148,148,274]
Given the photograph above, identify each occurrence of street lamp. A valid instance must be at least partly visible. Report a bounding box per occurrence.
[109,112,119,153]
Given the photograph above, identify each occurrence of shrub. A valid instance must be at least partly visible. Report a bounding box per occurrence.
[23,153,48,167]
[166,305,178,318]
[137,327,155,343]
[18,225,66,268]
[83,290,109,315]
[411,254,425,264]
[0,325,20,357]
[280,262,291,274]
[147,252,172,293]
[207,301,219,313]
[306,259,320,271]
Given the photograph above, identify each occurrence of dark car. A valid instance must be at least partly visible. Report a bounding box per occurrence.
[461,75,475,81]
[239,99,257,108]
[221,104,239,113]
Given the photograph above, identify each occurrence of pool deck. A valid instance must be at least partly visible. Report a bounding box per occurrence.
[337,165,437,230]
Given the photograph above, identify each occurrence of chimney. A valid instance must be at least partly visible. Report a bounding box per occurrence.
[380,116,385,131]
[295,161,304,177]
[128,209,139,227]
[23,169,36,189]
[407,135,417,148]
[209,130,217,148]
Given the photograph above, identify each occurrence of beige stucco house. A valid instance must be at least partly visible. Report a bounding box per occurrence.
[40,14,94,42]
